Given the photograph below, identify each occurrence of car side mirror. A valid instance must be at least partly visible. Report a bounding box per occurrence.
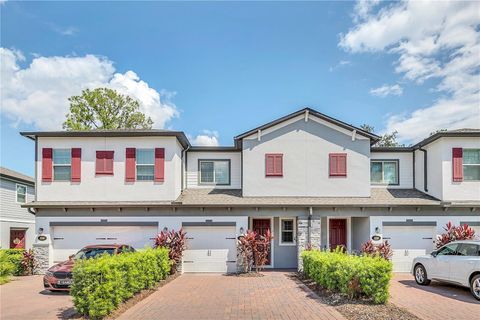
[431,250,437,257]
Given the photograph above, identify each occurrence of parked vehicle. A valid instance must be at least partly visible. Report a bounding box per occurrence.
[43,244,135,291]
[412,240,480,301]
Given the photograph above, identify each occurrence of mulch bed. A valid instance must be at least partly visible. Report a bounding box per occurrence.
[292,273,420,320]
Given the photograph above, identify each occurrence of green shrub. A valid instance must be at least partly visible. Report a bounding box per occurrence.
[0,249,25,276]
[302,250,392,304]
[0,251,16,284]
[71,248,170,319]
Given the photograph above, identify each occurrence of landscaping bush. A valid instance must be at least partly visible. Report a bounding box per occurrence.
[71,248,170,319]
[361,240,393,260]
[302,250,392,304]
[0,251,16,284]
[436,222,476,248]
[237,229,273,273]
[0,249,25,276]
[153,228,186,272]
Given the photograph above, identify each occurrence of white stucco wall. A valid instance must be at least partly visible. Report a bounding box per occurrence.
[242,116,371,197]
[416,137,480,201]
[36,136,183,201]
[370,152,413,189]
[186,151,241,189]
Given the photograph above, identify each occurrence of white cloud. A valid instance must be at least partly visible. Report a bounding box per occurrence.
[340,0,480,142]
[0,48,178,130]
[329,60,351,72]
[353,0,380,22]
[370,84,403,97]
[190,130,220,146]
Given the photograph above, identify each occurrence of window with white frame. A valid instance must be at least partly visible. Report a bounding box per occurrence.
[16,184,27,203]
[136,149,155,181]
[53,149,71,181]
[463,149,480,181]
[279,218,295,245]
[199,160,230,185]
[370,160,399,185]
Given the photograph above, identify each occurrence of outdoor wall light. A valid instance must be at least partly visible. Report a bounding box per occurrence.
[163,227,168,233]
[38,227,44,234]
[375,226,380,234]
[239,227,244,234]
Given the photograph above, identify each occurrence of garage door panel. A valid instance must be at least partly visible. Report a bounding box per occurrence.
[383,225,435,273]
[52,226,158,263]
[183,226,237,273]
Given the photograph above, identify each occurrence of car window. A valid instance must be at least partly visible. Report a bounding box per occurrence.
[75,248,116,259]
[457,244,480,256]
[436,243,459,256]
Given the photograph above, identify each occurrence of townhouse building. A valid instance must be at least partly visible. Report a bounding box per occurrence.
[21,108,480,273]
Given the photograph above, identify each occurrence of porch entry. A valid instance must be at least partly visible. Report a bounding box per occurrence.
[329,219,347,250]
[252,218,272,265]
[10,229,26,249]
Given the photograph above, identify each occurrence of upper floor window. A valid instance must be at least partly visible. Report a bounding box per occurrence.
[136,149,155,181]
[371,160,399,185]
[16,184,27,203]
[199,160,230,185]
[53,149,71,181]
[463,149,480,181]
[265,154,283,177]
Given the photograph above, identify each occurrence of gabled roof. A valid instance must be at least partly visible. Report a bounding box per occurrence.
[0,167,34,185]
[413,129,480,148]
[234,107,381,144]
[20,129,191,149]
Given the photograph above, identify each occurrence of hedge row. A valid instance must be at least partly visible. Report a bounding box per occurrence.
[301,250,392,304]
[71,248,170,319]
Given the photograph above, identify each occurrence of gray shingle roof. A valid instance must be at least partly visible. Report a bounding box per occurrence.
[176,188,441,207]
[0,167,34,184]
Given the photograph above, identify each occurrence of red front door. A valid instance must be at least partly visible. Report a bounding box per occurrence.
[252,219,271,265]
[10,229,26,249]
[329,219,346,250]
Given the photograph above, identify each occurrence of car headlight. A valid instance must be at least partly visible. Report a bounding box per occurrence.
[45,271,53,277]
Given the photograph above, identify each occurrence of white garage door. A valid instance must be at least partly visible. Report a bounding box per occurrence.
[182,226,237,273]
[383,225,435,273]
[52,226,158,263]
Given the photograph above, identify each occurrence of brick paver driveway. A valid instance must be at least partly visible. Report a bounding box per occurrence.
[0,275,74,320]
[390,273,479,320]
[118,271,344,320]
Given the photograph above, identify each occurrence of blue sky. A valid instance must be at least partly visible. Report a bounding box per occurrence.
[1,1,479,176]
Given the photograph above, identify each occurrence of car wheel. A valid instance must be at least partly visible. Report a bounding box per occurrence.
[470,274,480,301]
[414,264,431,286]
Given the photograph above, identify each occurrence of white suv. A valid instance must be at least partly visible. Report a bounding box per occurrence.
[412,240,480,301]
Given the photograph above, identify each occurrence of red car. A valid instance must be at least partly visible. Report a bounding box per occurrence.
[43,244,135,291]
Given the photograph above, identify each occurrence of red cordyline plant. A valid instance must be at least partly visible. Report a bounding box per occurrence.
[361,240,393,260]
[436,222,476,249]
[237,229,273,273]
[21,249,36,275]
[154,228,187,272]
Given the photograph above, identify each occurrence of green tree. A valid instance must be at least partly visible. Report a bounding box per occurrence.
[63,88,153,130]
[360,124,404,147]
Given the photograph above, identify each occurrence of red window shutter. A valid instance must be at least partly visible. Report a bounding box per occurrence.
[452,148,463,182]
[265,154,283,176]
[42,148,53,182]
[125,148,136,182]
[330,153,347,177]
[155,148,165,182]
[105,151,114,174]
[96,151,114,175]
[71,148,82,182]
